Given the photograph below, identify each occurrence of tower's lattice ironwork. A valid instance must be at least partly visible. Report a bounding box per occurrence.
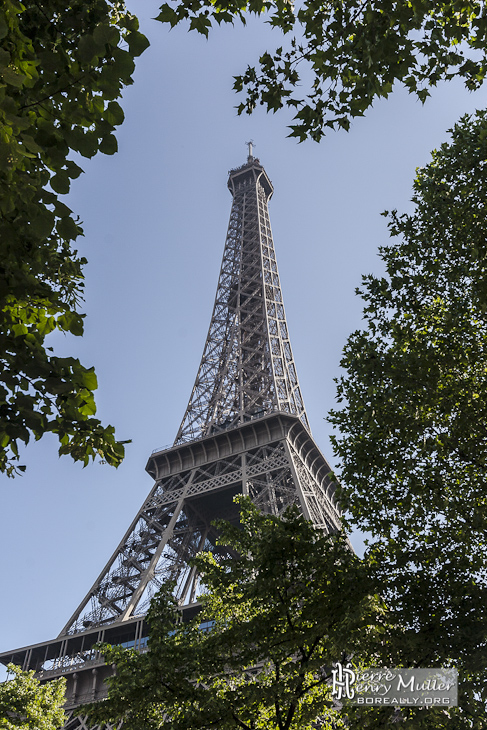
[176,156,309,443]
[0,153,342,728]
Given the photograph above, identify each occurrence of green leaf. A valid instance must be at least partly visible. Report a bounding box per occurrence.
[93,23,120,47]
[99,133,118,155]
[56,216,80,241]
[155,5,180,27]
[104,100,124,126]
[78,34,100,63]
[31,210,55,239]
[12,324,28,336]
[189,14,212,37]
[112,47,135,80]
[126,31,150,57]
[21,134,43,154]
[57,311,84,336]
[50,171,70,194]
[1,66,24,87]
[66,160,83,179]
[0,11,8,40]
[81,368,98,391]
[54,201,72,218]
[76,130,99,158]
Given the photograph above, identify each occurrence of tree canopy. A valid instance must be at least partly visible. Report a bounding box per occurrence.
[156,0,487,140]
[0,664,65,730]
[329,110,487,725]
[82,498,386,730]
[81,495,482,727]
[0,0,148,476]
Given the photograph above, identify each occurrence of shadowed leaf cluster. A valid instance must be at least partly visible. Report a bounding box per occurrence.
[82,498,386,730]
[329,110,487,726]
[155,0,487,140]
[0,664,65,729]
[0,1,148,475]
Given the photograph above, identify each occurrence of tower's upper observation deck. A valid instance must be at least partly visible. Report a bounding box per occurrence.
[228,156,274,200]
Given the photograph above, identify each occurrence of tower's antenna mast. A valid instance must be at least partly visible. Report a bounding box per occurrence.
[246,139,255,162]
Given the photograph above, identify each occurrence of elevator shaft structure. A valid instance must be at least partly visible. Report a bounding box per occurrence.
[0,155,342,730]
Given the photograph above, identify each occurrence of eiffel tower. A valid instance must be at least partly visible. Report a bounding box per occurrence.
[0,147,342,729]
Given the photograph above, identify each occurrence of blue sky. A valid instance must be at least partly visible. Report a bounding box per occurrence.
[1,2,485,663]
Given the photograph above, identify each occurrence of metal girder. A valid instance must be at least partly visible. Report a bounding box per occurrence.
[59,415,341,637]
[64,713,122,730]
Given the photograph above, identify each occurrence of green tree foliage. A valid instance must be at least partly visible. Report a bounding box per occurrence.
[156,0,487,140]
[82,498,386,730]
[0,664,65,730]
[329,111,487,725]
[0,0,148,476]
